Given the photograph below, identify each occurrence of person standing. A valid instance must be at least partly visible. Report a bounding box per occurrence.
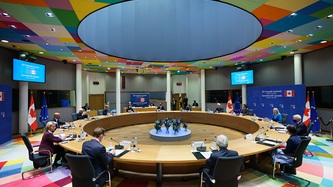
[39,121,66,168]
[82,127,116,187]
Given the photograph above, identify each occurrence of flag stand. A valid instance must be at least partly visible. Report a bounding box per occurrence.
[327,119,333,142]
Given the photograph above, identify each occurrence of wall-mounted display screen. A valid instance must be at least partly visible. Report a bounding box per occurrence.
[230,70,254,85]
[12,59,46,83]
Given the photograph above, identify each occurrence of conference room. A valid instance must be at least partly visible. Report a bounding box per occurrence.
[0,0,333,187]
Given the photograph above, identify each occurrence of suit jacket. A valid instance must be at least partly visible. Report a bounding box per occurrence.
[296,122,307,136]
[206,147,239,175]
[77,112,88,120]
[51,118,65,128]
[39,130,62,154]
[282,134,301,156]
[126,106,135,112]
[214,107,224,113]
[157,105,165,110]
[82,139,113,186]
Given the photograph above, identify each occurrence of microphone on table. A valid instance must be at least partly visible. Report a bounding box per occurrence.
[196,139,207,152]
[110,138,124,149]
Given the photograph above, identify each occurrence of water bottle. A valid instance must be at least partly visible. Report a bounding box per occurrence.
[132,137,138,151]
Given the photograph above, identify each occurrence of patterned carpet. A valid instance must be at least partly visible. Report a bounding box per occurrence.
[0,133,332,187]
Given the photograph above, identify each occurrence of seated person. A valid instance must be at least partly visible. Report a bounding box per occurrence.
[39,121,66,168]
[157,103,165,110]
[271,125,301,173]
[82,103,90,111]
[185,104,191,111]
[149,102,155,107]
[51,112,66,128]
[82,127,116,187]
[126,102,135,112]
[272,108,282,123]
[200,134,241,186]
[102,105,110,115]
[77,109,88,120]
[192,100,199,107]
[240,104,248,115]
[293,114,307,136]
[214,103,224,113]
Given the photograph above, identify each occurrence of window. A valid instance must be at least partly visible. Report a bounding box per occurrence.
[306,86,333,109]
[206,89,242,103]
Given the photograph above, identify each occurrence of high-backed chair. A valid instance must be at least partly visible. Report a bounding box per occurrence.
[281,113,288,125]
[21,134,53,180]
[65,153,111,187]
[98,109,104,115]
[247,109,254,116]
[200,155,243,187]
[71,113,78,121]
[302,122,314,156]
[273,136,311,186]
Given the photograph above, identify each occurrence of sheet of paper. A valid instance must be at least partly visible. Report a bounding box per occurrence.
[200,151,212,159]
[261,140,277,146]
[115,150,125,156]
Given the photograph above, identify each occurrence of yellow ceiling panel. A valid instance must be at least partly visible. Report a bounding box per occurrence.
[70,0,108,20]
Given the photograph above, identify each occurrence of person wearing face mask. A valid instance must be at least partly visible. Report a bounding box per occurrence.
[82,127,116,186]
[292,114,307,136]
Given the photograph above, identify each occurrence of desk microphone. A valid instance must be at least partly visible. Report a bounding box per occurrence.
[196,139,207,152]
[110,138,124,149]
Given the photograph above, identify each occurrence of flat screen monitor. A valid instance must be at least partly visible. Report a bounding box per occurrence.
[12,59,46,83]
[231,70,254,85]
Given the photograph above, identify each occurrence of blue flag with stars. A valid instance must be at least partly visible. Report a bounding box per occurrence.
[39,93,49,127]
[234,94,241,114]
[311,92,320,133]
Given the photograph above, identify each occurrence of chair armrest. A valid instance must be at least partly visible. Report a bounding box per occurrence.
[34,149,52,156]
[93,170,111,182]
[202,169,215,184]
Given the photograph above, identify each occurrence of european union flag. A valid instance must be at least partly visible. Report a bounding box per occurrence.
[311,92,320,133]
[234,94,241,114]
[39,93,49,127]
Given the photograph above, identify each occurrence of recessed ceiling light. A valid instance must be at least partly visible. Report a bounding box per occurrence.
[79,50,82,52]
[73,60,76,62]
[1,39,9,43]
[287,29,293,33]
[290,13,297,17]
[1,12,9,17]
[50,28,56,32]
[107,68,110,70]
[290,51,295,54]
[315,25,322,29]
[45,12,54,17]
[260,59,263,61]
[297,40,302,43]
[306,34,313,37]
[25,35,31,38]
[327,14,333,19]
[9,24,16,28]
[39,51,44,54]
[320,40,327,44]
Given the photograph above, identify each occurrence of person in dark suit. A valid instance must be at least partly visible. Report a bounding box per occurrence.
[192,100,199,107]
[200,134,241,186]
[214,103,224,113]
[77,109,88,120]
[82,127,115,187]
[171,98,177,110]
[39,121,66,168]
[82,103,90,111]
[51,112,65,128]
[293,114,307,136]
[240,104,248,115]
[185,104,191,111]
[102,105,110,115]
[157,103,165,110]
[183,97,188,108]
[271,125,301,173]
[126,102,135,112]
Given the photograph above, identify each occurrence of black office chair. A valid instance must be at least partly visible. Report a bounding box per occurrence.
[302,122,314,156]
[98,109,104,115]
[21,134,53,180]
[273,136,311,187]
[281,113,289,125]
[65,153,111,187]
[71,113,78,121]
[247,109,254,116]
[200,155,243,187]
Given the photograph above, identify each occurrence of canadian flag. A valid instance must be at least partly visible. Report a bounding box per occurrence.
[302,93,311,126]
[0,91,4,101]
[28,95,38,131]
[284,90,295,97]
[226,95,233,113]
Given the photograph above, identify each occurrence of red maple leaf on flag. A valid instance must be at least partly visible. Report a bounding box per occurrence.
[304,108,310,117]
[227,102,233,109]
[29,108,36,118]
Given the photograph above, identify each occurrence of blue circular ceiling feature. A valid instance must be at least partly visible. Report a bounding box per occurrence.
[78,0,262,62]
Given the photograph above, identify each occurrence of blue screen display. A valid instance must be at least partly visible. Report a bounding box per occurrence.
[12,59,46,83]
[231,70,254,85]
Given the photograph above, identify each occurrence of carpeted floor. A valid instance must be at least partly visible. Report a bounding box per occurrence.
[0,133,332,187]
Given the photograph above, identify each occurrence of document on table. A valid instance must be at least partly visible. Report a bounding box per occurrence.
[200,151,212,159]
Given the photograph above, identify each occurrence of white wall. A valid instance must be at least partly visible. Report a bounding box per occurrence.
[88,72,106,94]
[172,75,186,94]
[187,74,201,106]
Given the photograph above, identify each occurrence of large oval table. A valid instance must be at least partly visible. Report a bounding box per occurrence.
[58,111,288,186]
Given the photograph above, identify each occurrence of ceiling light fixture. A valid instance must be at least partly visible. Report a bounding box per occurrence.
[1,39,9,43]
[1,12,10,17]
[39,51,44,54]
[9,24,16,28]
[50,28,56,32]
[287,29,293,33]
[45,12,54,17]
[320,40,327,44]
[327,14,332,19]
[306,34,313,37]
[315,25,323,29]
[290,13,297,17]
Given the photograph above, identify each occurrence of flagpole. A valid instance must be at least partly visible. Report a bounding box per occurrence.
[30,91,33,137]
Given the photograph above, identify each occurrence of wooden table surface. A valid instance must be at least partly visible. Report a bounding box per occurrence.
[57,111,289,175]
